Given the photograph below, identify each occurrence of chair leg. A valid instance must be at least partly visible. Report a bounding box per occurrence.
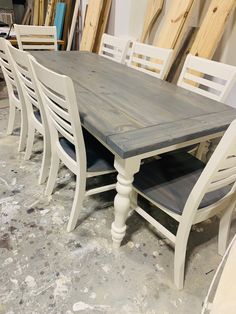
[18,107,28,152]
[174,223,192,290]
[45,153,60,196]
[38,134,51,184]
[67,174,86,232]
[6,99,16,135]
[218,202,235,256]
[24,124,35,160]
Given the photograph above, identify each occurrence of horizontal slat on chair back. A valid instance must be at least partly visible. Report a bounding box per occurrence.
[184,121,236,216]
[128,42,173,79]
[8,45,41,112]
[14,24,57,51]
[178,55,236,102]
[0,39,17,89]
[99,34,130,64]
[207,153,236,193]
[30,57,77,148]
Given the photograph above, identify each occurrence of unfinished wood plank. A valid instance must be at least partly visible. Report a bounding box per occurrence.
[93,0,112,53]
[45,0,56,26]
[155,0,196,49]
[62,0,73,49]
[167,27,198,83]
[33,0,40,25]
[39,0,44,26]
[154,0,197,78]
[67,0,80,51]
[140,0,164,43]
[21,6,31,24]
[80,0,103,52]
[190,0,236,59]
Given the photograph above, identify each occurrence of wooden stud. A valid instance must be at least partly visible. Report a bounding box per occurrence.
[33,0,40,25]
[67,0,80,51]
[39,0,45,26]
[190,0,236,59]
[45,0,53,26]
[62,0,73,50]
[154,0,197,78]
[140,0,164,43]
[93,0,112,53]
[80,0,103,52]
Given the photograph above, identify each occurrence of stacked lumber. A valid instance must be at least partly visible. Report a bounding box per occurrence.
[80,0,112,52]
[140,0,164,43]
[148,0,236,81]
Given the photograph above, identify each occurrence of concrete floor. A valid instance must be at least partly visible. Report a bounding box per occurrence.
[0,92,236,314]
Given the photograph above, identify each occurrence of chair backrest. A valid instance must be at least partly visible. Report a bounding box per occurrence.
[29,56,86,170]
[0,38,24,103]
[178,54,236,102]
[184,119,236,216]
[7,44,48,129]
[128,42,173,79]
[99,34,131,64]
[14,24,58,51]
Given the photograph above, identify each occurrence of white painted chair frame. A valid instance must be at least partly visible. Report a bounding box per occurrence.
[128,42,173,79]
[8,45,51,184]
[132,119,236,289]
[14,24,58,51]
[0,38,27,152]
[30,57,116,232]
[99,34,131,64]
[178,54,236,102]
[178,54,236,161]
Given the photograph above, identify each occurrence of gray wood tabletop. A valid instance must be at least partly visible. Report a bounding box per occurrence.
[31,51,236,158]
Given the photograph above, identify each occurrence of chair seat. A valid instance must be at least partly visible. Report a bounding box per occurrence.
[34,110,42,123]
[133,152,231,215]
[59,129,114,173]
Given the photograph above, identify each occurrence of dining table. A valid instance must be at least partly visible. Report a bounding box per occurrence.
[31,51,236,248]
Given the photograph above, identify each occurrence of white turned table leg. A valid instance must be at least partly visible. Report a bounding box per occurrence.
[111,156,140,249]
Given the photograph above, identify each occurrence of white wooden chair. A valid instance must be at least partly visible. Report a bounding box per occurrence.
[0,38,27,152]
[132,119,236,289]
[99,34,131,64]
[177,55,236,160]
[128,42,173,79]
[14,24,57,51]
[30,57,116,232]
[8,45,51,184]
[178,54,236,102]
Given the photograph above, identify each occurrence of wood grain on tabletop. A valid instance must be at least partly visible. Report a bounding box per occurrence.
[31,51,236,158]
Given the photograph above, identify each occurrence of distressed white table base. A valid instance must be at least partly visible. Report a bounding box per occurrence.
[111,156,140,248]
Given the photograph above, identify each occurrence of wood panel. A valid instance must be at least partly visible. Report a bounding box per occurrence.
[80,0,103,52]
[190,0,236,58]
[140,0,164,43]
[31,51,236,158]
[38,0,44,25]
[33,0,40,25]
[154,0,197,78]
[93,0,112,53]
[62,0,73,49]
[45,0,56,26]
